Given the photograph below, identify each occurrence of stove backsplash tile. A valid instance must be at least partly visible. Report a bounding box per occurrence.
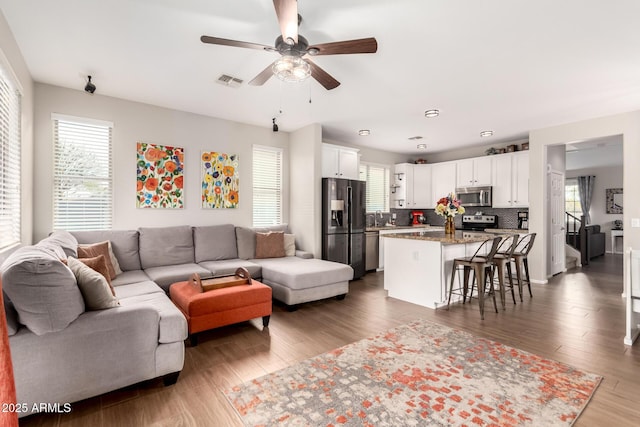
[391,208,528,229]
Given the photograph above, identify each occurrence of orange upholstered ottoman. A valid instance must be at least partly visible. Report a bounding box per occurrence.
[170,280,272,346]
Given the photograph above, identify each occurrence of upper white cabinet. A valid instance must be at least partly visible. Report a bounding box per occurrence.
[392,163,432,209]
[322,143,360,180]
[431,161,457,205]
[456,156,493,187]
[492,151,529,208]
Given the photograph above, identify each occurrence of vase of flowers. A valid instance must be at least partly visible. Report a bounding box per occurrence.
[435,193,465,235]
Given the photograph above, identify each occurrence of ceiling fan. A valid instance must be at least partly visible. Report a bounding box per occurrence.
[200,0,378,90]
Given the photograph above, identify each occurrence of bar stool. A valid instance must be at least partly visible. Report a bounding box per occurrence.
[492,233,520,308]
[510,233,537,301]
[447,236,502,320]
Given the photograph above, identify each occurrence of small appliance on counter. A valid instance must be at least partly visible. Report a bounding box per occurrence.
[411,210,425,225]
[518,211,529,229]
[461,214,499,231]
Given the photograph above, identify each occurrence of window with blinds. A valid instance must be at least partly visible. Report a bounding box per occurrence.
[0,65,22,250]
[253,145,283,226]
[52,114,113,231]
[359,162,390,213]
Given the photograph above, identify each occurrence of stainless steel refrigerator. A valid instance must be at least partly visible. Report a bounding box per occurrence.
[322,178,366,279]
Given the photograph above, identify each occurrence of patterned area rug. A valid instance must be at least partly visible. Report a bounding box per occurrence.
[225,319,601,426]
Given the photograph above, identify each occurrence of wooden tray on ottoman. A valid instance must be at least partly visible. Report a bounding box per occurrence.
[190,267,252,292]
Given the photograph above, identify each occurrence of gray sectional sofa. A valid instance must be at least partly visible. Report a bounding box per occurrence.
[2,223,353,417]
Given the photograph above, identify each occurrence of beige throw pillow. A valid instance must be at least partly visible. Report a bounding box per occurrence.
[255,231,286,259]
[77,241,118,279]
[67,257,119,310]
[284,234,296,257]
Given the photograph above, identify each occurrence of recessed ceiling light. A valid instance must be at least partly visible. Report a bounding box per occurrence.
[480,130,494,137]
[417,143,427,150]
[408,136,423,140]
[424,109,440,118]
[358,129,370,136]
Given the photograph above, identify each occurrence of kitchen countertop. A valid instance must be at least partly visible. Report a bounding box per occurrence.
[488,228,528,233]
[365,224,432,232]
[382,230,495,244]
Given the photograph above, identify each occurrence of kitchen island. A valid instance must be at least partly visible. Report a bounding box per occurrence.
[382,230,496,309]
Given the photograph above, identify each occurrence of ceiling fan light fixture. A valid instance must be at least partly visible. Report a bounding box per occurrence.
[272,55,311,82]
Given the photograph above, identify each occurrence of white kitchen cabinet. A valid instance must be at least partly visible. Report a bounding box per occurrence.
[492,152,529,207]
[456,157,493,187]
[322,143,360,180]
[431,161,457,205]
[392,163,431,209]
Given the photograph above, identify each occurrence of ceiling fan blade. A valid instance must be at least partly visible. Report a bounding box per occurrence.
[273,0,298,44]
[308,37,378,55]
[306,59,340,90]
[248,64,274,86]
[200,35,274,52]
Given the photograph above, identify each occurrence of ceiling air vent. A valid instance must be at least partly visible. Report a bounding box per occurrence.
[216,74,243,88]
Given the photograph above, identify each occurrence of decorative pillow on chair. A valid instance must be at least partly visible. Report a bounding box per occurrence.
[255,232,286,259]
[77,241,119,279]
[67,257,119,310]
[78,255,115,296]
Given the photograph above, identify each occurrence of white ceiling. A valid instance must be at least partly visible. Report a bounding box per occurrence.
[2,0,640,154]
[566,135,623,170]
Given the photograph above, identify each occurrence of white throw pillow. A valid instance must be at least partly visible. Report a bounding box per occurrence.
[67,257,119,310]
[284,234,296,257]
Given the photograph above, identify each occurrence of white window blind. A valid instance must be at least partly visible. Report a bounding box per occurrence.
[52,115,113,231]
[0,65,21,250]
[253,145,283,226]
[359,162,390,213]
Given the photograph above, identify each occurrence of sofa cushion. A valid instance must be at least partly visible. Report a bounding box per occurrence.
[72,230,141,272]
[254,257,353,290]
[111,270,152,287]
[236,225,290,260]
[3,292,19,336]
[144,263,212,292]
[118,292,188,344]
[198,259,262,278]
[1,246,85,335]
[41,231,78,258]
[77,241,117,279]
[139,226,194,269]
[255,232,286,259]
[193,224,238,262]
[67,257,119,310]
[114,280,164,299]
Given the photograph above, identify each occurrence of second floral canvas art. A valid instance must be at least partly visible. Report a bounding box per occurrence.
[201,151,239,208]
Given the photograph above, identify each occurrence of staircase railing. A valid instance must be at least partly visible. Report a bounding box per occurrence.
[565,212,589,266]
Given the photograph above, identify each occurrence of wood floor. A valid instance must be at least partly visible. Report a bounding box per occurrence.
[21,254,640,426]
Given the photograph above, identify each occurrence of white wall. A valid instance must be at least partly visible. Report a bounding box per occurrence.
[0,10,34,250]
[33,83,290,242]
[290,124,322,257]
[529,111,640,283]
[323,138,407,166]
[567,166,623,253]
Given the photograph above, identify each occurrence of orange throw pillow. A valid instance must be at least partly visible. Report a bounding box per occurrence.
[78,255,116,296]
[77,242,116,279]
[255,231,286,259]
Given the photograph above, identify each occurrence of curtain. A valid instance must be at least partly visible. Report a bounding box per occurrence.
[577,175,596,224]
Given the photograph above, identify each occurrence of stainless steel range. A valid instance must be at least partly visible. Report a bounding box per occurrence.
[461,214,498,231]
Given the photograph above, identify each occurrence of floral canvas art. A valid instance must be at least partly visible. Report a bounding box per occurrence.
[201,152,239,208]
[136,142,184,208]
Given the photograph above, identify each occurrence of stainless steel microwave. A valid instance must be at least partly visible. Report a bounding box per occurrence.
[455,186,492,207]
